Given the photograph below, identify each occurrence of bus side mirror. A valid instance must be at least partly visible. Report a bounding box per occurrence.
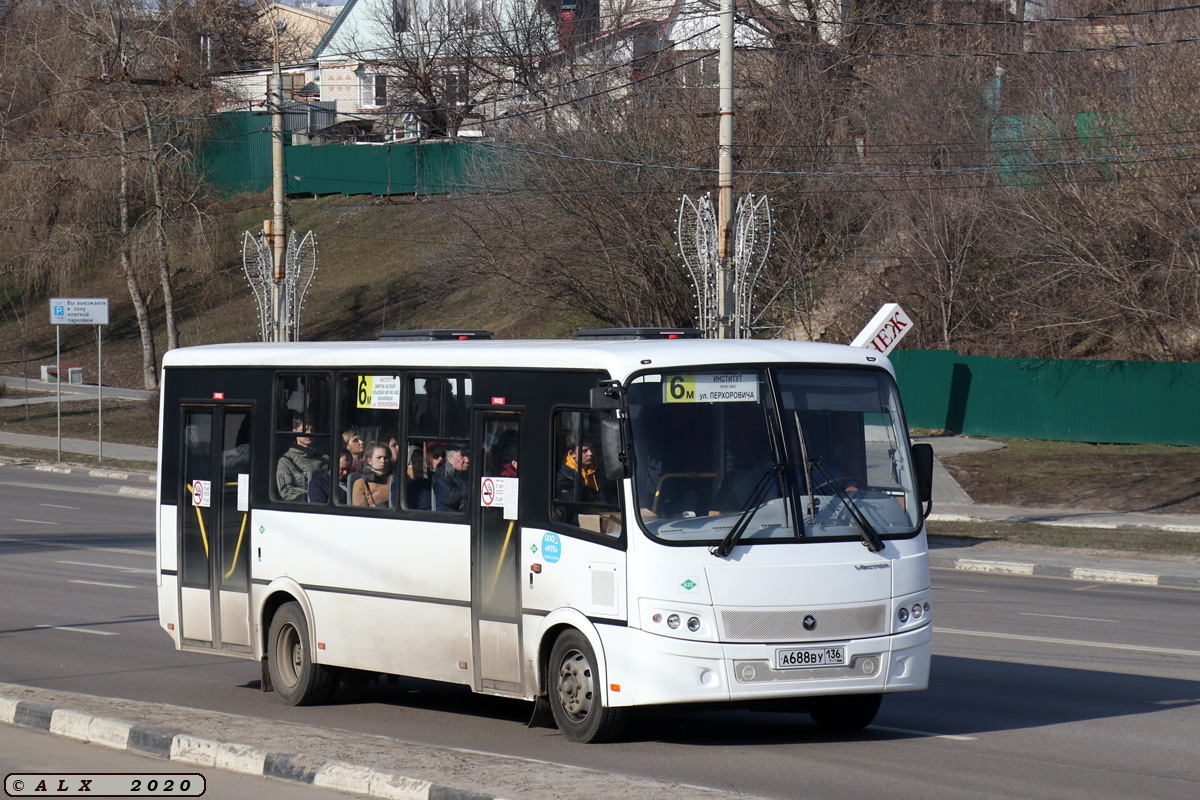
[590,383,622,410]
[911,442,934,517]
[600,418,629,481]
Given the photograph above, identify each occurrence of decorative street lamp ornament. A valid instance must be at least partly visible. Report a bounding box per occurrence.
[242,229,319,342]
[677,192,772,339]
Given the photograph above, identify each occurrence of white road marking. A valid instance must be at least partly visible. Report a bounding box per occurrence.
[35,624,117,636]
[12,519,59,525]
[1020,612,1117,623]
[39,504,80,510]
[69,580,136,589]
[935,586,989,593]
[938,627,1200,658]
[57,560,153,574]
[872,725,976,741]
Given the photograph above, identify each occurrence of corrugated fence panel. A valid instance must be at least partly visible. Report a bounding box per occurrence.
[200,113,486,198]
[201,112,272,195]
[891,350,1200,445]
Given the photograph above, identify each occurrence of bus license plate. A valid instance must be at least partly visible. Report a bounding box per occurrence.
[775,646,847,670]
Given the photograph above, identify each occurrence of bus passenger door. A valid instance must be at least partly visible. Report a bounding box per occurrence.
[471,411,523,693]
[178,405,254,655]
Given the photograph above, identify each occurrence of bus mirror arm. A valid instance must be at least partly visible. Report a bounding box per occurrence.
[600,418,629,481]
[911,442,934,519]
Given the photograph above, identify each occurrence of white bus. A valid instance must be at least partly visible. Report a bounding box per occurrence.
[155,330,934,742]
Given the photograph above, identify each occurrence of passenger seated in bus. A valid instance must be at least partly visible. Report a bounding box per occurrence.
[432,447,470,512]
[403,447,432,510]
[353,443,393,508]
[383,430,401,464]
[425,443,446,476]
[342,429,366,472]
[309,449,352,504]
[276,415,327,502]
[498,443,518,478]
[555,436,600,523]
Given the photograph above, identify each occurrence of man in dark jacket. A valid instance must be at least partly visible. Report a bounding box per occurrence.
[276,415,327,501]
[432,447,470,512]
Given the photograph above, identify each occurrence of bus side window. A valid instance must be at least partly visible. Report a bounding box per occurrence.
[551,410,621,536]
[406,375,471,513]
[272,374,331,503]
[334,374,401,509]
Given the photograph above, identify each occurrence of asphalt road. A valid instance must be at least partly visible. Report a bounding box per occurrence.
[1,464,1198,799]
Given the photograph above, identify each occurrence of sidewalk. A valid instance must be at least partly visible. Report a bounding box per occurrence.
[0,431,156,463]
[0,374,156,405]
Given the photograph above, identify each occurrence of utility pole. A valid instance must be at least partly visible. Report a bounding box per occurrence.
[716,0,735,340]
[269,21,287,342]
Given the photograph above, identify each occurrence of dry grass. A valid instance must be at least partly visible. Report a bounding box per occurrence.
[0,397,157,447]
[927,520,1200,561]
[940,439,1200,516]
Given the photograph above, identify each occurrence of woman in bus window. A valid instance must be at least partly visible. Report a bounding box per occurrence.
[353,443,392,508]
[342,429,366,471]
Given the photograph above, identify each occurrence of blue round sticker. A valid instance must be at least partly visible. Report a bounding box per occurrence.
[541,532,562,564]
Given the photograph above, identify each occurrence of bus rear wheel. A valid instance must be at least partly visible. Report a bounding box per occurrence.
[268,602,332,706]
[807,692,882,732]
[548,630,627,743]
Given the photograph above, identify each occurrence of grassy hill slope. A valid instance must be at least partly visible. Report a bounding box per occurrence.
[0,193,603,390]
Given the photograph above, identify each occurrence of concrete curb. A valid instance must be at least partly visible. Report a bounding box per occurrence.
[928,551,1200,589]
[0,696,496,800]
[27,460,157,491]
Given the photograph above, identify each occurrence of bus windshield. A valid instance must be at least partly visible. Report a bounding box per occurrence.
[628,367,921,545]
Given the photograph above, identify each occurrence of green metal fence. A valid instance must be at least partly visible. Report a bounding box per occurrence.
[890,350,1200,445]
[201,112,485,197]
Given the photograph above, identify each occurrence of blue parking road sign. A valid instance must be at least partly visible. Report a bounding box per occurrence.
[50,298,109,325]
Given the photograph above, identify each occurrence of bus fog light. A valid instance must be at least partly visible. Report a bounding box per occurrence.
[897,607,909,624]
[687,617,701,632]
[911,604,923,619]
[667,614,681,629]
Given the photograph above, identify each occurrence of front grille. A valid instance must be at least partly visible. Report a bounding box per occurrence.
[732,655,881,684]
[719,604,887,642]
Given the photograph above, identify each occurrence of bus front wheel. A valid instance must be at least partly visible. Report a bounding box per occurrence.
[548,630,627,743]
[807,692,882,731]
[267,602,332,706]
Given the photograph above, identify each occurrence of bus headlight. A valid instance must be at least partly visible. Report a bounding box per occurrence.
[687,616,701,632]
[667,614,681,629]
[897,607,909,624]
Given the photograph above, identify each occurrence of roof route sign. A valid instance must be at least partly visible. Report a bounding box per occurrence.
[50,298,109,326]
[850,303,912,356]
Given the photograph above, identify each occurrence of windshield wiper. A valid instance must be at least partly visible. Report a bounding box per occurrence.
[810,459,885,552]
[793,413,818,524]
[710,465,784,558]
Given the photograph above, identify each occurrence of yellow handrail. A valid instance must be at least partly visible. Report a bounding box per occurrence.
[485,520,516,606]
[224,512,248,580]
[186,482,210,558]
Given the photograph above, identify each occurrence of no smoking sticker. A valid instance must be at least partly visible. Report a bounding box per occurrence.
[191,480,211,508]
